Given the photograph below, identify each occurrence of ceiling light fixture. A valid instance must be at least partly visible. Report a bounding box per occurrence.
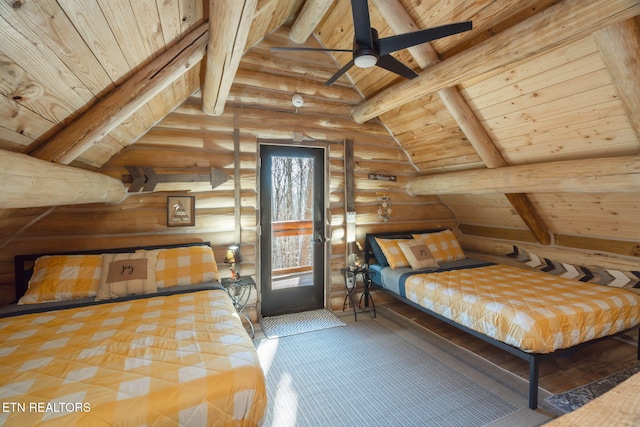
[354,54,377,68]
[292,94,304,107]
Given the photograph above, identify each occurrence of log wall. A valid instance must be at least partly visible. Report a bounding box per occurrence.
[0,99,452,312]
[0,29,455,312]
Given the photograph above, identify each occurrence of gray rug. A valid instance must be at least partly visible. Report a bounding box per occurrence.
[545,364,640,413]
[255,312,552,427]
[260,309,346,339]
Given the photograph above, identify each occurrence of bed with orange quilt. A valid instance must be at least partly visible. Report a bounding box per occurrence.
[365,229,640,410]
[0,242,266,426]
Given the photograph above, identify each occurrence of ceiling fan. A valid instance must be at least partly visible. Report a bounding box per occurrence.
[271,0,472,86]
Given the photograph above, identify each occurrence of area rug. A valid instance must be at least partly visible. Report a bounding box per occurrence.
[259,309,346,339]
[545,364,640,413]
[255,311,553,427]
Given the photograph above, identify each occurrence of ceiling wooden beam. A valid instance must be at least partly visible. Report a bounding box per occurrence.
[373,0,551,245]
[408,155,640,195]
[1,149,126,208]
[202,0,257,116]
[593,17,640,140]
[289,0,335,44]
[31,23,208,165]
[353,0,640,123]
[370,0,436,69]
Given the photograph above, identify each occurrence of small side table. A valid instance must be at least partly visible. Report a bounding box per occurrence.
[221,276,256,338]
[341,267,376,321]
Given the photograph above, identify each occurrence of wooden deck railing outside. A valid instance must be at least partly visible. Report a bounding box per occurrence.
[272,219,313,276]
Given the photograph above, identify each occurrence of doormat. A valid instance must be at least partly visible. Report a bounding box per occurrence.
[259,309,346,339]
[545,364,640,413]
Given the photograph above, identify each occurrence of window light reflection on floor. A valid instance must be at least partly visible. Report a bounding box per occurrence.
[256,339,299,426]
[256,338,278,374]
[271,373,298,427]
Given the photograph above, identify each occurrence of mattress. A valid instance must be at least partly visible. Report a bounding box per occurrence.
[381,263,640,353]
[0,285,267,426]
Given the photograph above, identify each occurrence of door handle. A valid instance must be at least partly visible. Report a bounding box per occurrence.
[313,236,327,244]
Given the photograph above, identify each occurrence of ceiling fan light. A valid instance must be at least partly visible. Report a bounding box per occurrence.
[354,54,377,68]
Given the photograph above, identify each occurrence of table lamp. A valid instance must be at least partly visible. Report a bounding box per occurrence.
[224,245,241,281]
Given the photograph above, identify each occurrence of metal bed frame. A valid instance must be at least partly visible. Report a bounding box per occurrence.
[364,229,640,410]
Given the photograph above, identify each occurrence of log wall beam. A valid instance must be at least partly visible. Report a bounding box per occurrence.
[32,23,209,164]
[373,0,551,245]
[202,0,257,116]
[353,0,640,123]
[1,150,126,208]
[593,17,640,141]
[289,0,335,44]
[407,155,640,195]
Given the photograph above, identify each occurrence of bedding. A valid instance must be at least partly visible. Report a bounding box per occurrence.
[365,229,640,409]
[139,245,219,288]
[389,263,640,353]
[412,229,465,262]
[0,283,266,426]
[3,243,266,426]
[96,252,159,300]
[18,255,103,304]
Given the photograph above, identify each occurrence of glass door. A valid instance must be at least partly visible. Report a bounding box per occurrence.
[259,145,325,317]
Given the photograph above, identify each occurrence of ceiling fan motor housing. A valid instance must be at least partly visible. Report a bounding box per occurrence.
[354,27,379,68]
[354,47,378,68]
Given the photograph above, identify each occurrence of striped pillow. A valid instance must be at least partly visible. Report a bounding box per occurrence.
[18,255,102,304]
[412,230,465,263]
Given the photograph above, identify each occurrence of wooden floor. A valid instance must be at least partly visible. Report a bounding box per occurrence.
[373,290,639,395]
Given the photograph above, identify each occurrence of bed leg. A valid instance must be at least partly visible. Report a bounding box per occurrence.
[529,356,539,410]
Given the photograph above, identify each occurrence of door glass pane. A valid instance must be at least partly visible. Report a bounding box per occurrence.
[271,155,314,290]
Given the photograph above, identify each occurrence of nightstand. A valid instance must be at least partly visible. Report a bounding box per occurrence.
[221,276,256,338]
[341,267,376,321]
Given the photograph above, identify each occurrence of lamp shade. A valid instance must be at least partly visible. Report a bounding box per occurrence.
[224,245,241,264]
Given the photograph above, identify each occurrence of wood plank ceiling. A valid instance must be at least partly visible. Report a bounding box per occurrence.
[0,0,639,246]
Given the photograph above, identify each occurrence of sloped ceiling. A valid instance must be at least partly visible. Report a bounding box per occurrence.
[1,0,639,246]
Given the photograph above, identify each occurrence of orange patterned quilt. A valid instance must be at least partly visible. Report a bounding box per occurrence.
[0,288,266,426]
[403,264,640,353]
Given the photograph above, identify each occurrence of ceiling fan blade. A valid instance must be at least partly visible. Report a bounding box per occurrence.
[378,21,473,56]
[271,47,354,53]
[324,59,356,86]
[376,55,418,80]
[351,0,372,48]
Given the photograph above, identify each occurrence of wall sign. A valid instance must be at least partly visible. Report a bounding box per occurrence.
[368,173,397,182]
[167,196,196,227]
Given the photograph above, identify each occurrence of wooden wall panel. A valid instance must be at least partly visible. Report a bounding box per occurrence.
[530,193,640,241]
[461,36,640,165]
[440,194,529,229]
[0,28,455,313]
[442,190,640,240]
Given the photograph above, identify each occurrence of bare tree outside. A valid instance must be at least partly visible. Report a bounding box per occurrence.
[271,156,314,272]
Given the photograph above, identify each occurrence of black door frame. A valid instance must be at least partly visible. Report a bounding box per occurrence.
[258,142,329,317]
